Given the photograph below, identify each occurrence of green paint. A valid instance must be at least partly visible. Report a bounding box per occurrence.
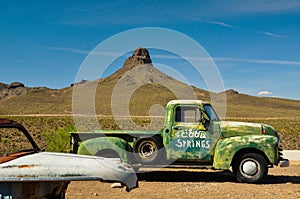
[77,137,132,163]
[218,121,262,137]
[213,135,278,169]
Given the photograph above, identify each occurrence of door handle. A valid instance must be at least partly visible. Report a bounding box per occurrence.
[173,126,182,130]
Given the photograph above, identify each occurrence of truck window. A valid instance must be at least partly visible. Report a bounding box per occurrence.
[175,106,201,123]
[203,104,219,121]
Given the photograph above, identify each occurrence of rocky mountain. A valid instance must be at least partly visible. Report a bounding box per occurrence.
[72,47,210,117]
[0,47,299,119]
[102,47,207,97]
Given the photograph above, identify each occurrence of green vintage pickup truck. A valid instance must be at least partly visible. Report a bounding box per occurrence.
[70,100,289,183]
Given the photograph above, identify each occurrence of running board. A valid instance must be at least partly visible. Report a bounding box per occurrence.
[132,164,213,169]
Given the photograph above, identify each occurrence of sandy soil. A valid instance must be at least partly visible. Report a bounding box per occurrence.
[66,161,300,199]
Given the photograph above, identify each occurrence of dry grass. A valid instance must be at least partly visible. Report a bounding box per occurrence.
[0,116,298,153]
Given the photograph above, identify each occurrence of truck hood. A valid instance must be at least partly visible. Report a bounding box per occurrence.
[215,121,277,138]
[0,152,138,192]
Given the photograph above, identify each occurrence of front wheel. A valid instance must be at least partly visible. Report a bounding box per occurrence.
[233,153,268,183]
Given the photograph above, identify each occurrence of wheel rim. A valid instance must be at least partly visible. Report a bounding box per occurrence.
[140,142,156,159]
[240,158,260,177]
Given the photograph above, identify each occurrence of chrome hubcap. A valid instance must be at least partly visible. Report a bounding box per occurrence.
[141,143,155,158]
[242,160,258,176]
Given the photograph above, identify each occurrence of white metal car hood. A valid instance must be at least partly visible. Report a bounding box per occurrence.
[0,152,138,191]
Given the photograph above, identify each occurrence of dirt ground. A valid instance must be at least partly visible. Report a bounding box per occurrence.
[66,161,300,199]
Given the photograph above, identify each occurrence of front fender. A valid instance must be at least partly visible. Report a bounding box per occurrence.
[78,137,132,163]
[213,135,278,169]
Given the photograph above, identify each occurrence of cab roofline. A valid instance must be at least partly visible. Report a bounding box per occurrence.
[167,99,209,105]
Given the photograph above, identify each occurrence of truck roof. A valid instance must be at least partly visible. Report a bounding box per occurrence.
[167,99,209,105]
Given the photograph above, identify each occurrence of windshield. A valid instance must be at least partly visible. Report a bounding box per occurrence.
[203,104,219,121]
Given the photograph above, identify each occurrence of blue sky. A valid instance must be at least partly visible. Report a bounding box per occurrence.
[0,0,300,100]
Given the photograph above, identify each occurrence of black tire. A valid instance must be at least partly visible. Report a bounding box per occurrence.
[233,153,268,183]
[134,137,163,164]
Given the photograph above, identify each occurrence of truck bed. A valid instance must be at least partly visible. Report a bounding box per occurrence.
[70,130,162,143]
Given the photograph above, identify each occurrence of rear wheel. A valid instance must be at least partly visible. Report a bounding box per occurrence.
[134,137,163,164]
[233,153,268,183]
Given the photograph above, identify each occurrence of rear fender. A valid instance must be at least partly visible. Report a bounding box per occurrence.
[77,137,132,163]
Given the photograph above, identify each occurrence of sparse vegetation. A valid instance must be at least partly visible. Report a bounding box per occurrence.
[0,115,298,154]
[0,116,74,152]
[0,127,34,154]
[44,125,76,152]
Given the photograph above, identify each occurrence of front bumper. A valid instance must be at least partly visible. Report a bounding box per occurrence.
[279,158,290,167]
[277,145,289,167]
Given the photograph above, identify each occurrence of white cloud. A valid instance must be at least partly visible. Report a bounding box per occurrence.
[188,17,285,39]
[45,46,90,54]
[214,57,300,66]
[43,46,126,57]
[256,31,285,38]
[187,17,240,29]
[42,46,300,67]
[214,0,300,15]
[155,55,300,66]
[258,91,272,96]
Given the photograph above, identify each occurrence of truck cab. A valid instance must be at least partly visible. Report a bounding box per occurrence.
[162,100,217,163]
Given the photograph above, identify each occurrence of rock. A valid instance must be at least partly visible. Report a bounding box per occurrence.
[8,82,24,89]
[0,83,7,90]
[132,47,151,60]
[224,89,239,95]
[111,182,123,189]
[0,82,26,99]
[123,47,152,70]
[90,192,99,196]
[70,79,89,87]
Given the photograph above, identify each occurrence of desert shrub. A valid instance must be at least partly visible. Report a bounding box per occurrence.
[44,125,76,152]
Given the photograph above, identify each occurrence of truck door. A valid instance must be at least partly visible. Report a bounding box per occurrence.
[167,105,213,162]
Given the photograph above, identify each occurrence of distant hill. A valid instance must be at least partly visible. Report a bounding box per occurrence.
[0,82,26,99]
[0,84,71,115]
[0,47,300,119]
